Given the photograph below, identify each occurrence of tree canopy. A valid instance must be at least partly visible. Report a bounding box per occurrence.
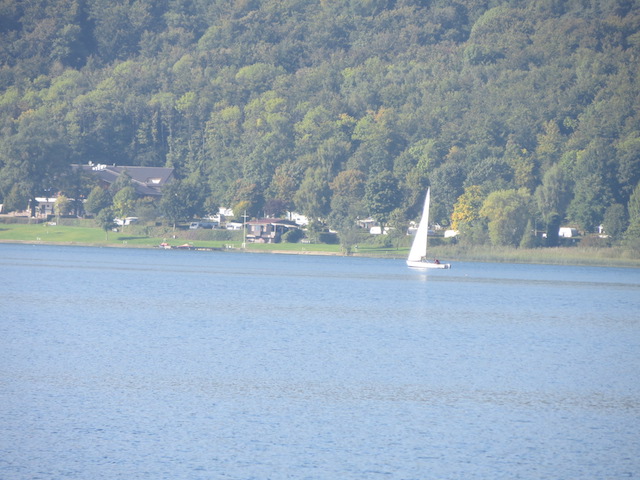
[1,0,639,242]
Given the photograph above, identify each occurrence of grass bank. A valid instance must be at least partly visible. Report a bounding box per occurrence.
[1,221,638,267]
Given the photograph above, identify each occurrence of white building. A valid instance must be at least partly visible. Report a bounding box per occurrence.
[559,227,579,238]
[286,211,309,226]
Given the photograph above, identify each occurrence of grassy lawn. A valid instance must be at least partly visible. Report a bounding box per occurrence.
[0,222,342,252]
[0,222,172,247]
[0,223,110,244]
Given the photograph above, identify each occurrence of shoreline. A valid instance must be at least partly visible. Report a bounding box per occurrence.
[2,238,639,268]
[0,239,349,255]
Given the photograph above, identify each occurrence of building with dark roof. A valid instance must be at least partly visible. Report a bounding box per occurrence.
[75,163,174,197]
[245,219,300,243]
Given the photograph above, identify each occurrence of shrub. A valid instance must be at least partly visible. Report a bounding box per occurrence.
[283,228,304,243]
[319,232,339,244]
[579,235,608,248]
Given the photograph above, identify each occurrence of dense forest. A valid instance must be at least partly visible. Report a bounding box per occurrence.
[1,0,639,248]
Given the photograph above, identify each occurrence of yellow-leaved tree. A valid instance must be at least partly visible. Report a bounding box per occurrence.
[450,186,487,243]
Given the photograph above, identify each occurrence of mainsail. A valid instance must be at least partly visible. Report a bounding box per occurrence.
[407,188,431,263]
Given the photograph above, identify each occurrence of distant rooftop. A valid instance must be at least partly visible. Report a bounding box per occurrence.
[74,163,174,196]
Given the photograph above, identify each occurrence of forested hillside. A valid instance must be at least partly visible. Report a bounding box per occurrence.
[1,0,639,247]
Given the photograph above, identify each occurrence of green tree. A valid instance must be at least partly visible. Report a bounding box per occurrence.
[519,219,538,249]
[480,188,532,247]
[616,135,640,199]
[112,185,137,222]
[96,207,115,240]
[159,177,207,229]
[159,182,186,230]
[387,207,409,250]
[622,179,640,251]
[293,168,331,222]
[567,142,616,232]
[535,120,564,172]
[622,220,640,252]
[228,179,262,220]
[54,194,71,221]
[294,106,352,174]
[109,171,134,196]
[88,0,154,61]
[535,163,573,247]
[328,169,365,230]
[628,183,640,223]
[336,224,361,255]
[2,182,30,213]
[241,91,293,190]
[135,196,159,224]
[0,115,70,217]
[267,161,303,212]
[428,160,465,225]
[85,186,112,216]
[236,63,286,99]
[350,108,403,175]
[363,171,402,236]
[204,104,244,203]
[603,203,628,242]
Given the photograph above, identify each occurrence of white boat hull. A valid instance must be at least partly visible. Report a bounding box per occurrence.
[406,260,451,269]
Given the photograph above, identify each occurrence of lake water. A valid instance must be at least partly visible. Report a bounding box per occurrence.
[1,243,639,479]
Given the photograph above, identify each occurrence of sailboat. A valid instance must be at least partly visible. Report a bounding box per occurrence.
[406,188,451,269]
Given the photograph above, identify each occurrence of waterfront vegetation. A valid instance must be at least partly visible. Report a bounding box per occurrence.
[2,221,638,268]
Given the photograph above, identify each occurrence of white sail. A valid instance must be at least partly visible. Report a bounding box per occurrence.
[406,188,451,269]
[407,188,431,262]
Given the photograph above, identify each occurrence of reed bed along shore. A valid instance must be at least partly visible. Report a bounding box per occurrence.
[427,245,640,268]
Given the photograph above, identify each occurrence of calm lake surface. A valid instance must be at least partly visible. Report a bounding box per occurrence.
[1,243,639,479]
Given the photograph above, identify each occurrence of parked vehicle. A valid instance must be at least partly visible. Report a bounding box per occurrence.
[189,221,217,229]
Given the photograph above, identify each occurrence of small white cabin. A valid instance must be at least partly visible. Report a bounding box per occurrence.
[370,225,391,235]
[286,211,309,226]
[559,227,579,238]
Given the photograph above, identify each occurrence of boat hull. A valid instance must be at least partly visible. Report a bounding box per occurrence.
[406,260,451,269]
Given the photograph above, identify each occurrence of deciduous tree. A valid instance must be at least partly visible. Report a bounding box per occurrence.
[363,171,401,236]
[54,194,71,221]
[293,168,331,222]
[85,186,112,216]
[535,162,573,246]
[112,186,136,221]
[96,207,115,240]
[603,203,628,242]
[451,185,488,245]
[480,188,532,247]
[159,176,208,229]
